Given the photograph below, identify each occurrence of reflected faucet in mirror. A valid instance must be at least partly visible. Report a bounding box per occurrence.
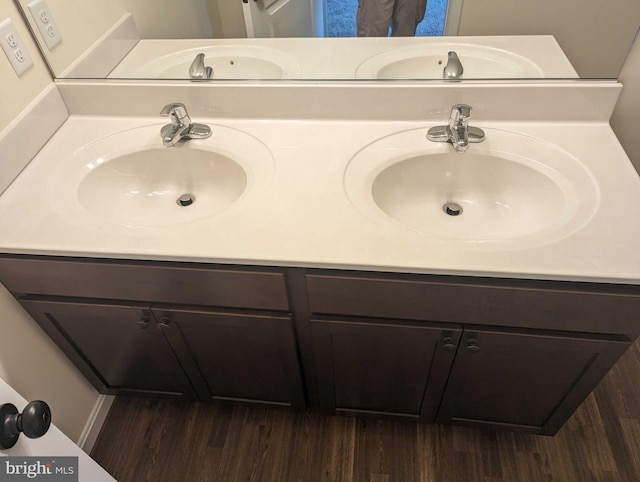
[189,53,213,80]
[427,104,485,152]
[443,51,463,79]
[160,103,212,147]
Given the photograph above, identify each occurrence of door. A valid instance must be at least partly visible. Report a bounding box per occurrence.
[312,318,462,421]
[153,307,306,410]
[20,299,196,399]
[242,0,325,38]
[437,328,630,435]
[0,376,116,481]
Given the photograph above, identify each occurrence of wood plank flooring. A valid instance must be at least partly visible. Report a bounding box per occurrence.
[91,338,640,482]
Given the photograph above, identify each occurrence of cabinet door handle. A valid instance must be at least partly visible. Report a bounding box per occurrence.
[156,318,171,331]
[467,338,481,353]
[442,337,457,351]
[137,316,150,330]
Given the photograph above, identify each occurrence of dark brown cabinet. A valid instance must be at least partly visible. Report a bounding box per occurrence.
[2,256,640,435]
[304,270,639,434]
[437,328,630,435]
[311,318,461,421]
[20,299,196,398]
[0,257,305,409]
[311,316,630,433]
[153,307,305,410]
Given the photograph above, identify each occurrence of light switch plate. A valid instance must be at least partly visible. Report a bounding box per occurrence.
[0,18,33,76]
[27,0,61,50]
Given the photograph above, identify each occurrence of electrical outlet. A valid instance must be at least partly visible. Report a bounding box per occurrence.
[14,48,26,62]
[0,18,33,76]
[27,0,61,50]
[6,32,17,48]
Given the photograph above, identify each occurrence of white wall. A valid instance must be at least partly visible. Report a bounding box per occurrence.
[0,2,50,130]
[611,32,640,172]
[0,286,99,444]
[17,0,128,76]
[120,0,214,39]
[0,2,100,443]
[207,0,246,38]
[17,0,222,76]
[456,0,640,78]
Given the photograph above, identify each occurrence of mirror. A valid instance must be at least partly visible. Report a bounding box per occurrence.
[13,0,640,81]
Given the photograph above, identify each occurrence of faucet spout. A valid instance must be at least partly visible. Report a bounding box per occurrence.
[426,103,485,152]
[161,124,191,147]
[160,103,212,147]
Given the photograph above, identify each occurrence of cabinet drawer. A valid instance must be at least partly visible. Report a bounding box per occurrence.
[0,256,289,311]
[306,272,640,336]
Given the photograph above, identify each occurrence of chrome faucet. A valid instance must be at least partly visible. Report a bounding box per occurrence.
[189,53,213,80]
[443,51,463,79]
[159,103,212,147]
[427,104,485,152]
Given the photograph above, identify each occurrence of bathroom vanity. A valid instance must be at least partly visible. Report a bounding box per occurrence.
[0,81,639,436]
[0,256,637,436]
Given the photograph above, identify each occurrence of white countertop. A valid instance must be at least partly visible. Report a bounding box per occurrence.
[1,112,640,284]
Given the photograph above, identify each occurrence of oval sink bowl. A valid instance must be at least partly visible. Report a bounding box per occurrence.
[131,45,302,80]
[344,128,599,248]
[48,124,274,228]
[78,148,246,227]
[355,43,544,79]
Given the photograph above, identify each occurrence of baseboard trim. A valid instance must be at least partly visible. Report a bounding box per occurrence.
[77,394,115,454]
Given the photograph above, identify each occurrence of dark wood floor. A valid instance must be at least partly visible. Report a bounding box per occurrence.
[91,338,640,482]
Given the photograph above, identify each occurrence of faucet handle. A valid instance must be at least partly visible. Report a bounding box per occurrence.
[452,104,471,120]
[160,103,185,116]
[160,103,189,125]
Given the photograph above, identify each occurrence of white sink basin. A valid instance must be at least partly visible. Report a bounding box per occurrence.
[355,43,544,79]
[48,124,274,228]
[344,128,599,248]
[78,148,247,227]
[129,46,302,80]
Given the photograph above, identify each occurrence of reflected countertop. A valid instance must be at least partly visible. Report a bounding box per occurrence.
[107,36,579,80]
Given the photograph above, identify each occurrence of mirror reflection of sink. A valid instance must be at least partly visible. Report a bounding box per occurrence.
[125,45,302,79]
[48,124,274,228]
[344,128,599,247]
[355,43,545,79]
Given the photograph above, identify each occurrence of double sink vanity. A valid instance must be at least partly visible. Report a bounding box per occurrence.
[2,39,640,436]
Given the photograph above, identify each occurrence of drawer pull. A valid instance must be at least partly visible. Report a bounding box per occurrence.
[442,337,457,351]
[467,339,481,353]
[137,316,150,330]
[157,318,171,331]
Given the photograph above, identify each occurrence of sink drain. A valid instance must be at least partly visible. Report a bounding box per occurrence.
[177,194,195,207]
[443,202,463,216]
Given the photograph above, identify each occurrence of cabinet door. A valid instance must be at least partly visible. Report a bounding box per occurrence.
[312,318,462,421]
[20,299,196,398]
[438,328,630,435]
[152,308,305,410]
